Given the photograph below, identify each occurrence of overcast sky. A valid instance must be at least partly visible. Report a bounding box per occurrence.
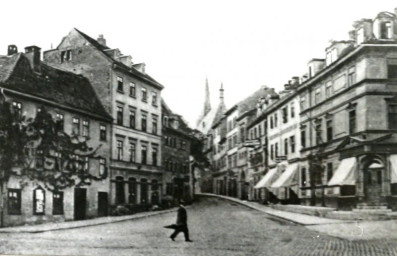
[1,0,397,126]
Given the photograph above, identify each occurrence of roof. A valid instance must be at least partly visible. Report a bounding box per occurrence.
[0,53,112,121]
[161,98,192,136]
[74,28,164,90]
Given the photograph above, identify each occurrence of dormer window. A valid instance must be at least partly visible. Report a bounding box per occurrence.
[357,27,364,44]
[326,48,338,66]
[380,21,392,39]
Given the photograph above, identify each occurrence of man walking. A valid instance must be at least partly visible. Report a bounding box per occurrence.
[170,200,193,242]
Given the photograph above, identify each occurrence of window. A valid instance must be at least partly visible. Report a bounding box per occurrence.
[314,87,321,104]
[300,94,306,110]
[128,178,136,204]
[348,67,356,86]
[325,81,332,98]
[8,189,21,215]
[388,60,397,79]
[129,82,136,97]
[117,77,124,92]
[53,191,64,215]
[140,179,148,204]
[389,105,397,129]
[141,145,147,164]
[301,168,307,187]
[83,156,89,171]
[380,22,392,39]
[290,102,295,118]
[326,119,333,141]
[316,120,322,145]
[270,116,274,129]
[301,127,306,148]
[33,186,45,215]
[282,107,288,123]
[56,113,64,131]
[152,92,158,106]
[82,120,89,137]
[275,143,278,157]
[152,147,158,166]
[141,113,147,132]
[99,158,106,176]
[240,127,245,142]
[141,88,147,102]
[290,136,295,153]
[315,168,322,185]
[163,116,169,127]
[129,142,136,162]
[115,176,125,204]
[72,117,80,135]
[117,106,123,125]
[333,75,346,92]
[258,124,262,137]
[129,109,136,129]
[117,140,123,160]
[12,101,22,119]
[284,138,288,155]
[349,109,356,134]
[61,50,72,63]
[152,116,158,134]
[327,163,333,182]
[274,113,278,127]
[100,125,107,141]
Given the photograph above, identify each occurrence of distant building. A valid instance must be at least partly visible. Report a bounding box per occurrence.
[44,29,164,210]
[162,99,194,204]
[0,45,112,227]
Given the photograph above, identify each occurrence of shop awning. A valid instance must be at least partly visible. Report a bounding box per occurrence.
[271,163,299,188]
[390,155,397,183]
[328,157,357,186]
[254,168,277,189]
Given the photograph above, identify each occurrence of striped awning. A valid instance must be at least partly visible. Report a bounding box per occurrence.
[328,157,357,186]
[271,163,299,188]
[254,168,277,189]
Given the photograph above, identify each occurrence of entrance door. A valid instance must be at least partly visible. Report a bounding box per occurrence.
[364,167,383,205]
[97,192,108,217]
[74,188,87,220]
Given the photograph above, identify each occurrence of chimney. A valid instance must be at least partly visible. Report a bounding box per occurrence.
[97,34,106,46]
[7,45,18,56]
[133,63,146,73]
[25,46,41,73]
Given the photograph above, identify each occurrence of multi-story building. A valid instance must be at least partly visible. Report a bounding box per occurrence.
[297,9,397,210]
[209,86,275,199]
[0,45,112,227]
[44,29,164,210]
[162,99,194,204]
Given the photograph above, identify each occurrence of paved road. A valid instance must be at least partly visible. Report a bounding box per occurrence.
[1,197,397,256]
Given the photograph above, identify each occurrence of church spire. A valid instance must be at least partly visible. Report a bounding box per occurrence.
[203,77,211,116]
[220,82,224,103]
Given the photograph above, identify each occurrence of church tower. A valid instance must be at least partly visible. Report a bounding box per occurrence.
[203,77,211,116]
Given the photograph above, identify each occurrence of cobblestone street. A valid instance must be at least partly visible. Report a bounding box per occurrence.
[1,197,397,256]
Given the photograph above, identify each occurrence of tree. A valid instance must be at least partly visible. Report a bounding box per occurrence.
[0,97,107,192]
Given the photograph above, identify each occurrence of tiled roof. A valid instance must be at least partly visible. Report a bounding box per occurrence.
[0,53,111,121]
[74,28,164,89]
[236,87,275,118]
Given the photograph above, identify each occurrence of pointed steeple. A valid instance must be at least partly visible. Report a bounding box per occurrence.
[203,77,211,116]
[220,82,224,103]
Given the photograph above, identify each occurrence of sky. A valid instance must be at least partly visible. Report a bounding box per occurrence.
[1,0,397,126]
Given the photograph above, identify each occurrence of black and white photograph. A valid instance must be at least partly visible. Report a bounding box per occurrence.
[1,0,397,255]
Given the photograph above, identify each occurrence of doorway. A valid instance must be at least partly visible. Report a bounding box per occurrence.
[74,188,87,220]
[97,192,108,217]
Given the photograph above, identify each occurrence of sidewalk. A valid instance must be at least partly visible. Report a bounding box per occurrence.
[197,193,348,226]
[0,208,177,233]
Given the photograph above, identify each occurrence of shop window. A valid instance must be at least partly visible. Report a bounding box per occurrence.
[8,189,21,215]
[128,178,136,204]
[115,176,125,204]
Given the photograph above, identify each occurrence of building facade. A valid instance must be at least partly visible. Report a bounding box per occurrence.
[162,100,193,204]
[44,29,164,211]
[0,45,112,227]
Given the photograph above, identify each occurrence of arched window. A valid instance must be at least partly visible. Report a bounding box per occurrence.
[128,178,136,204]
[115,176,125,204]
[140,179,148,204]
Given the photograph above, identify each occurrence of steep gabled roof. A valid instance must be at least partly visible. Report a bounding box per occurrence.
[0,53,111,121]
[73,28,164,90]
